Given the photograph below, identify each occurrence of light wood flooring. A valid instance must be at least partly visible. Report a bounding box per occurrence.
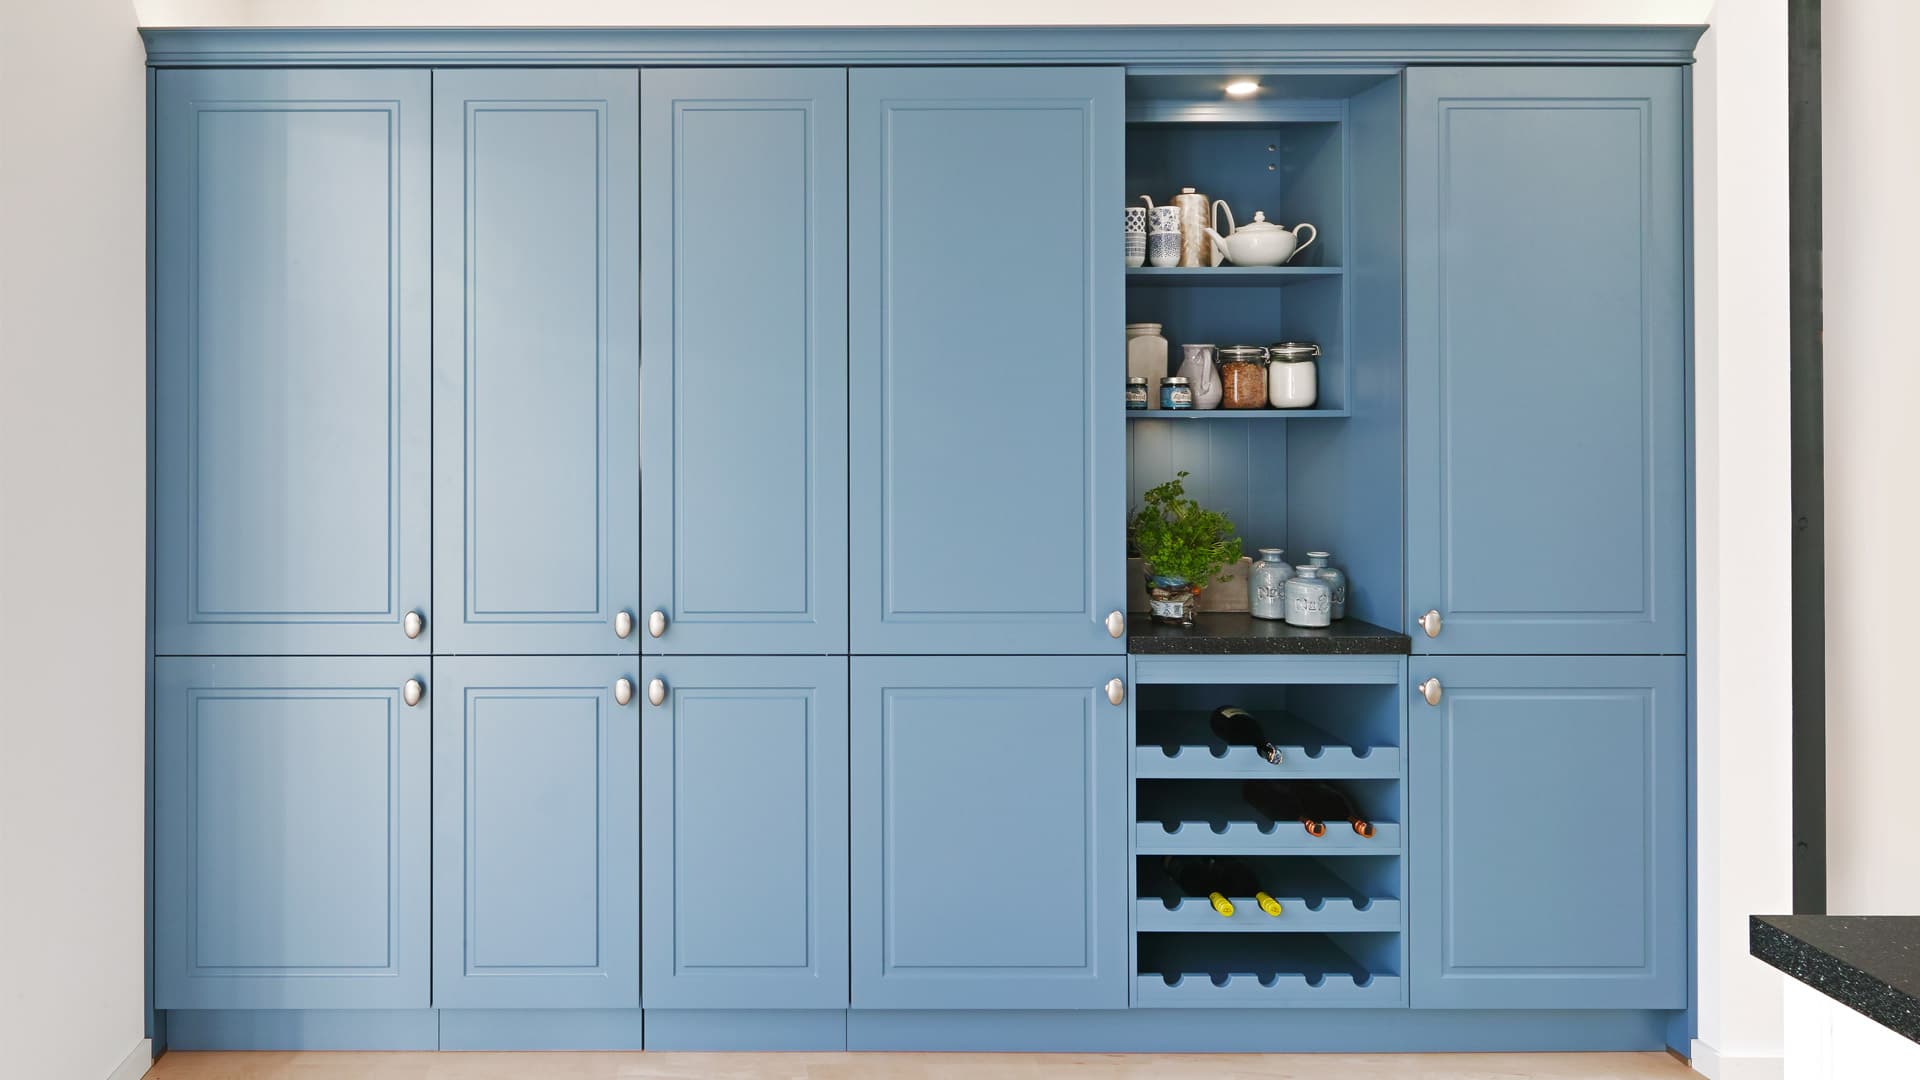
[147,1051,1697,1079]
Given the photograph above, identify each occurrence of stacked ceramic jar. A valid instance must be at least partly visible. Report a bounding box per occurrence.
[1248,549,1347,627]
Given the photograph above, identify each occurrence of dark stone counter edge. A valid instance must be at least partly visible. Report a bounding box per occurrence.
[1751,915,1920,1044]
[1126,614,1413,656]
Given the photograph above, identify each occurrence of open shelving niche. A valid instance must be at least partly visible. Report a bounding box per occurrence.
[1123,70,1405,631]
[1127,653,1410,1007]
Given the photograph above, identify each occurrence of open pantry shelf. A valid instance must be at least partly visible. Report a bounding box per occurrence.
[1135,779,1401,856]
[1127,408,1350,421]
[1136,855,1401,933]
[1135,709,1399,779]
[1135,932,1403,1008]
[1126,266,1342,286]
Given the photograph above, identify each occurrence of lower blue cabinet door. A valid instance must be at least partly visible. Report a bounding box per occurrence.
[641,657,849,1008]
[432,657,640,1009]
[850,656,1128,1010]
[154,657,430,1009]
[1409,655,1687,1009]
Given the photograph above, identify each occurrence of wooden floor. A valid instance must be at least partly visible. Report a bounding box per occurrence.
[148,1051,1696,1079]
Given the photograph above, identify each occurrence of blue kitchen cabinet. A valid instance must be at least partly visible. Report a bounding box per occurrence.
[848,68,1127,655]
[1408,655,1686,1009]
[433,70,640,655]
[640,69,849,655]
[153,657,430,1009]
[154,70,431,656]
[641,657,849,1009]
[1405,67,1687,656]
[431,656,640,1009]
[850,656,1128,1009]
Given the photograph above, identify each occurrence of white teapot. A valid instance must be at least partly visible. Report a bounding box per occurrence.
[1205,203,1316,267]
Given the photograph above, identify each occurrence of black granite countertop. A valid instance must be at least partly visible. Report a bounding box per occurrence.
[1752,915,1920,1043]
[1127,612,1411,655]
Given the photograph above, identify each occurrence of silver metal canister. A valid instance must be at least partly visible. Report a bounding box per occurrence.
[1172,187,1212,267]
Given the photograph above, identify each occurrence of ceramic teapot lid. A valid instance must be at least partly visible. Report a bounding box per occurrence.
[1235,211,1287,233]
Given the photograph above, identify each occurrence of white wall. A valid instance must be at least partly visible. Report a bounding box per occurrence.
[1823,0,1920,915]
[0,3,152,1080]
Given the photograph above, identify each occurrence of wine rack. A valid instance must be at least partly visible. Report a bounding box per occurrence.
[1129,654,1408,1007]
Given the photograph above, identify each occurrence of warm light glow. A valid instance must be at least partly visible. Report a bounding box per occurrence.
[1225,81,1261,97]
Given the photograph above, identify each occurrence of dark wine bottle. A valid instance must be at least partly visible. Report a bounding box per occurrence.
[1209,706,1283,765]
[1160,855,1282,918]
[1301,781,1376,838]
[1240,779,1327,837]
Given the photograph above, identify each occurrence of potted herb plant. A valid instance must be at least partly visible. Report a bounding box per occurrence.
[1129,471,1243,627]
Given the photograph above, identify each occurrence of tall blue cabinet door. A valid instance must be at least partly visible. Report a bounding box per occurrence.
[1405,67,1687,655]
[848,68,1126,655]
[1408,655,1686,1009]
[432,656,640,1010]
[433,70,640,655]
[154,70,431,656]
[850,656,1127,1009]
[641,69,849,655]
[153,657,430,1009]
[641,657,849,1008]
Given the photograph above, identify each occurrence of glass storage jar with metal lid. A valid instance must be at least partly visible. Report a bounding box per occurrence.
[1267,341,1321,409]
[1126,376,1150,410]
[1160,376,1194,410]
[1219,345,1269,409]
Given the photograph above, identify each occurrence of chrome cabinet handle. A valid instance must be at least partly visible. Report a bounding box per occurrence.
[614,611,634,639]
[403,610,425,639]
[1418,677,1442,706]
[1105,610,1126,639]
[1418,609,1443,638]
[1105,678,1125,706]
[403,679,425,707]
[648,610,668,638]
[614,678,634,706]
[647,678,667,707]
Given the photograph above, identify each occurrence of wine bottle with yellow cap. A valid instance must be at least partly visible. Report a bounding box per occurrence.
[1160,855,1283,918]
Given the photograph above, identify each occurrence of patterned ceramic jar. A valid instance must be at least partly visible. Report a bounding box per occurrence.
[1248,548,1294,621]
[1283,566,1333,628]
[1305,551,1347,620]
[1125,205,1148,233]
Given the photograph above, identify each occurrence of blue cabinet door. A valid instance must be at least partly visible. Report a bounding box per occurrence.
[641,657,849,1008]
[1405,67,1687,655]
[432,657,640,1009]
[433,70,640,655]
[848,68,1126,655]
[153,657,430,1009]
[641,69,849,655]
[1408,655,1686,1009]
[154,70,431,656]
[850,656,1127,1009]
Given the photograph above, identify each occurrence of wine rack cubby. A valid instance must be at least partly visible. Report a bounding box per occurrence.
[1129,654,1408,1007]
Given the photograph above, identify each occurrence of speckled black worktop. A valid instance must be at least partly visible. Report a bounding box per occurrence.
[1752,915,1920,1043]
[1127,613,1412,655]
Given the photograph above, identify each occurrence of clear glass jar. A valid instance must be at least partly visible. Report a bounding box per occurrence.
[1219,345,1269,409]
[1284,566,1333,628]
[1305,551,1347,620]
[1267,341,1321,409]
[1248,548,1294,621]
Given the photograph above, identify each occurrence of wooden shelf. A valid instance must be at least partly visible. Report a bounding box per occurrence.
[1127,266,1342,287]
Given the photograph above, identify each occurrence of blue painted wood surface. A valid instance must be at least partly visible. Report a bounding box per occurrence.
[1405,67,1687,655]
[640,69,849,655]
[437,1009,643,1051]
[641,657,849,1009]
[153,658,429,1009]
[1408,655,1687,1009]
[432,70,640,656]
[848,67,1126,655]
[153,69,431,656]
[851,656,1128,1009]
[431,657,640,1010]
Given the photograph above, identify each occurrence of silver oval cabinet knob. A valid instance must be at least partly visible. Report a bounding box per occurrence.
[647,678,667,707]
[403,679,425,707]
[403,610,425,639]
[1105,610,1126,639]
[648,610,668,639]
[1105,677,1126,706]
[614,678,634,707]
[1418,609,1443,639]
[614,611,634,639]
[1418,677,1443,707]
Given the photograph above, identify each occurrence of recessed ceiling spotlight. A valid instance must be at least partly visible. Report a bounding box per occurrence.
[1225,80,1261,97]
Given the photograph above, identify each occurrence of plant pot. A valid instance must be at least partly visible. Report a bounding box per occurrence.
[1146,574,1202,628]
